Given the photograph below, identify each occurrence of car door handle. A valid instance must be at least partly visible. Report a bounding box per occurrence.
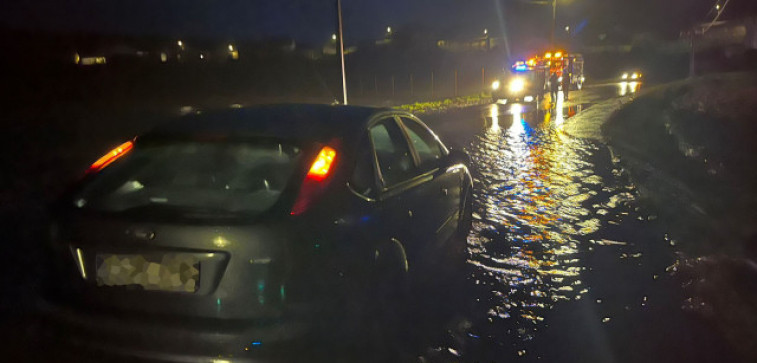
[441,188,448,196]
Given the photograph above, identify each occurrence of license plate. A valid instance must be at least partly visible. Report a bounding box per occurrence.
[96,253,200,293]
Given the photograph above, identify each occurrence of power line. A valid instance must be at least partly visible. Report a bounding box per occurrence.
[702,0,730,34]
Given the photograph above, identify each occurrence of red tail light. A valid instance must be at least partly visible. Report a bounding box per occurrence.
[87,140,133,174]
[306,146,337,181]
[290,146,337,215]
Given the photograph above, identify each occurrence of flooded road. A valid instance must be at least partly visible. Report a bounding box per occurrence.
[416,87,741,362]
[3,83,750,363]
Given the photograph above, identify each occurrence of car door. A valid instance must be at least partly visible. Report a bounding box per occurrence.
[397,115,463,246]
[364,116,427,264]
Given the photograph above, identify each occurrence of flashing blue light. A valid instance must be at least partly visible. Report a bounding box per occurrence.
[514,65,528,72]
[251,341,263,346]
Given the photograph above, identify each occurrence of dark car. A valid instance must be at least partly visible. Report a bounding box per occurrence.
[38,104,473,361]
[491,69,546,105]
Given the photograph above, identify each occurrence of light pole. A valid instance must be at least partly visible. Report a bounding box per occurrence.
[336,0,348,105]
[551,0,557,47]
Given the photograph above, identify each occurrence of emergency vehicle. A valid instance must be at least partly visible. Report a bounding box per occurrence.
[491,51,584,104]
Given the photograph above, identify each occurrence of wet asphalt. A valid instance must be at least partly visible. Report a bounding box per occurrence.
[2,83,746,362]
[408,84,740,362]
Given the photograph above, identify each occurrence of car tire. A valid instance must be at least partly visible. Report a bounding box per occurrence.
[446,187,472,275]
[363,240,410,360]
[455,187,473,242]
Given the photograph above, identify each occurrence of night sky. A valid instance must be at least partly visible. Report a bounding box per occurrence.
[0,0,750,44]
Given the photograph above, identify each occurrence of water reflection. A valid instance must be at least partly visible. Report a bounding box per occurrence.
[618,81,641,96]
[468,100,618,344]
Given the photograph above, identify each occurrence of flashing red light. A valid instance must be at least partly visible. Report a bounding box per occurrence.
[290,146,338,215]
[87,141,133,174]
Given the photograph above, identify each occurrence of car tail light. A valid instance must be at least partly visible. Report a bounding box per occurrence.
[87,140,133,174]
[306,146,337,181]
[290,146,337,215]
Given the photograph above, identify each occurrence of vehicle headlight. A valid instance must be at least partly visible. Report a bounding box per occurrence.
[509,78,525,93]
[631,72,639,79]
[622,73,629,80]
[491,80,501,91]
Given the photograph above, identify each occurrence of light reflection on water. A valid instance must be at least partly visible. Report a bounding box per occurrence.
[467,101,627,343]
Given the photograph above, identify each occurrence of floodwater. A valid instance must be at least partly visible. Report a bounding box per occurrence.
[4,85,752,363]
[414,93,743,363]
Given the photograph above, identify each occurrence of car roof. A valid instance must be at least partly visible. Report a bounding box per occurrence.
[141,104,395,144]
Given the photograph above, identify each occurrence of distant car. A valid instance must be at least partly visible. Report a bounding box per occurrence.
[492,67,546,104]
[40,104,473,360]
[620,70,643,81]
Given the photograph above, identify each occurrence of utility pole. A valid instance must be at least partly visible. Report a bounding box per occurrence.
[551,0,557,47]
[337,0,348,105]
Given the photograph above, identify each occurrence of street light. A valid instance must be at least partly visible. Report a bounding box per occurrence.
[228,44,234,52]
[552,0,557,46]
[177,40,183,47]
[484,28,488,35]
[386,26,392,34]
[336,0,347,105]
[332,33,337,41]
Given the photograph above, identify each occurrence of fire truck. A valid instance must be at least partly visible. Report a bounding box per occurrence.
[491,51,584,104]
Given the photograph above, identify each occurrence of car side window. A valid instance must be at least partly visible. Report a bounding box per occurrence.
[399,117,444,170]
[349,138,376,197]
[369,119,416,187]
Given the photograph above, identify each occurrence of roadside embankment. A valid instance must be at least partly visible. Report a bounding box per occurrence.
[601,72,757,257]
[601,72,757,362]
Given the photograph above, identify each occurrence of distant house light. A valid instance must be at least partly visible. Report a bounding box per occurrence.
[228,44,234,52]
[160,52,168,63]
[79,56,107,66]
[199,53,205,60]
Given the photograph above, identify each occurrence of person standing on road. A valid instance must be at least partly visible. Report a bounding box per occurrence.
[549,72,559,105]
[563,59,573,101]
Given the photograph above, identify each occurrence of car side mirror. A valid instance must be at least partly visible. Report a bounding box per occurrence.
[447,147,470,166]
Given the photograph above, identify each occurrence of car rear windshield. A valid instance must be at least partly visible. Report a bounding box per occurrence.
[72,140,302,218]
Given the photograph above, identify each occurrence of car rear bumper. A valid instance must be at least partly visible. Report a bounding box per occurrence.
[32,298,319,362]
[492,93,539,103]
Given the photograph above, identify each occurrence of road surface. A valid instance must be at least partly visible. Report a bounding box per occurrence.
[2,82,744,363]
[407,83,739,362]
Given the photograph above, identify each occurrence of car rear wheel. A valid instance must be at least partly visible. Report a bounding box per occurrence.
[362,240,411,360]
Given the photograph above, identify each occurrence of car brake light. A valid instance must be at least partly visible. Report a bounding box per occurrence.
[306,146,337,181]
[87,140,133,174]
[290,146,338,215]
